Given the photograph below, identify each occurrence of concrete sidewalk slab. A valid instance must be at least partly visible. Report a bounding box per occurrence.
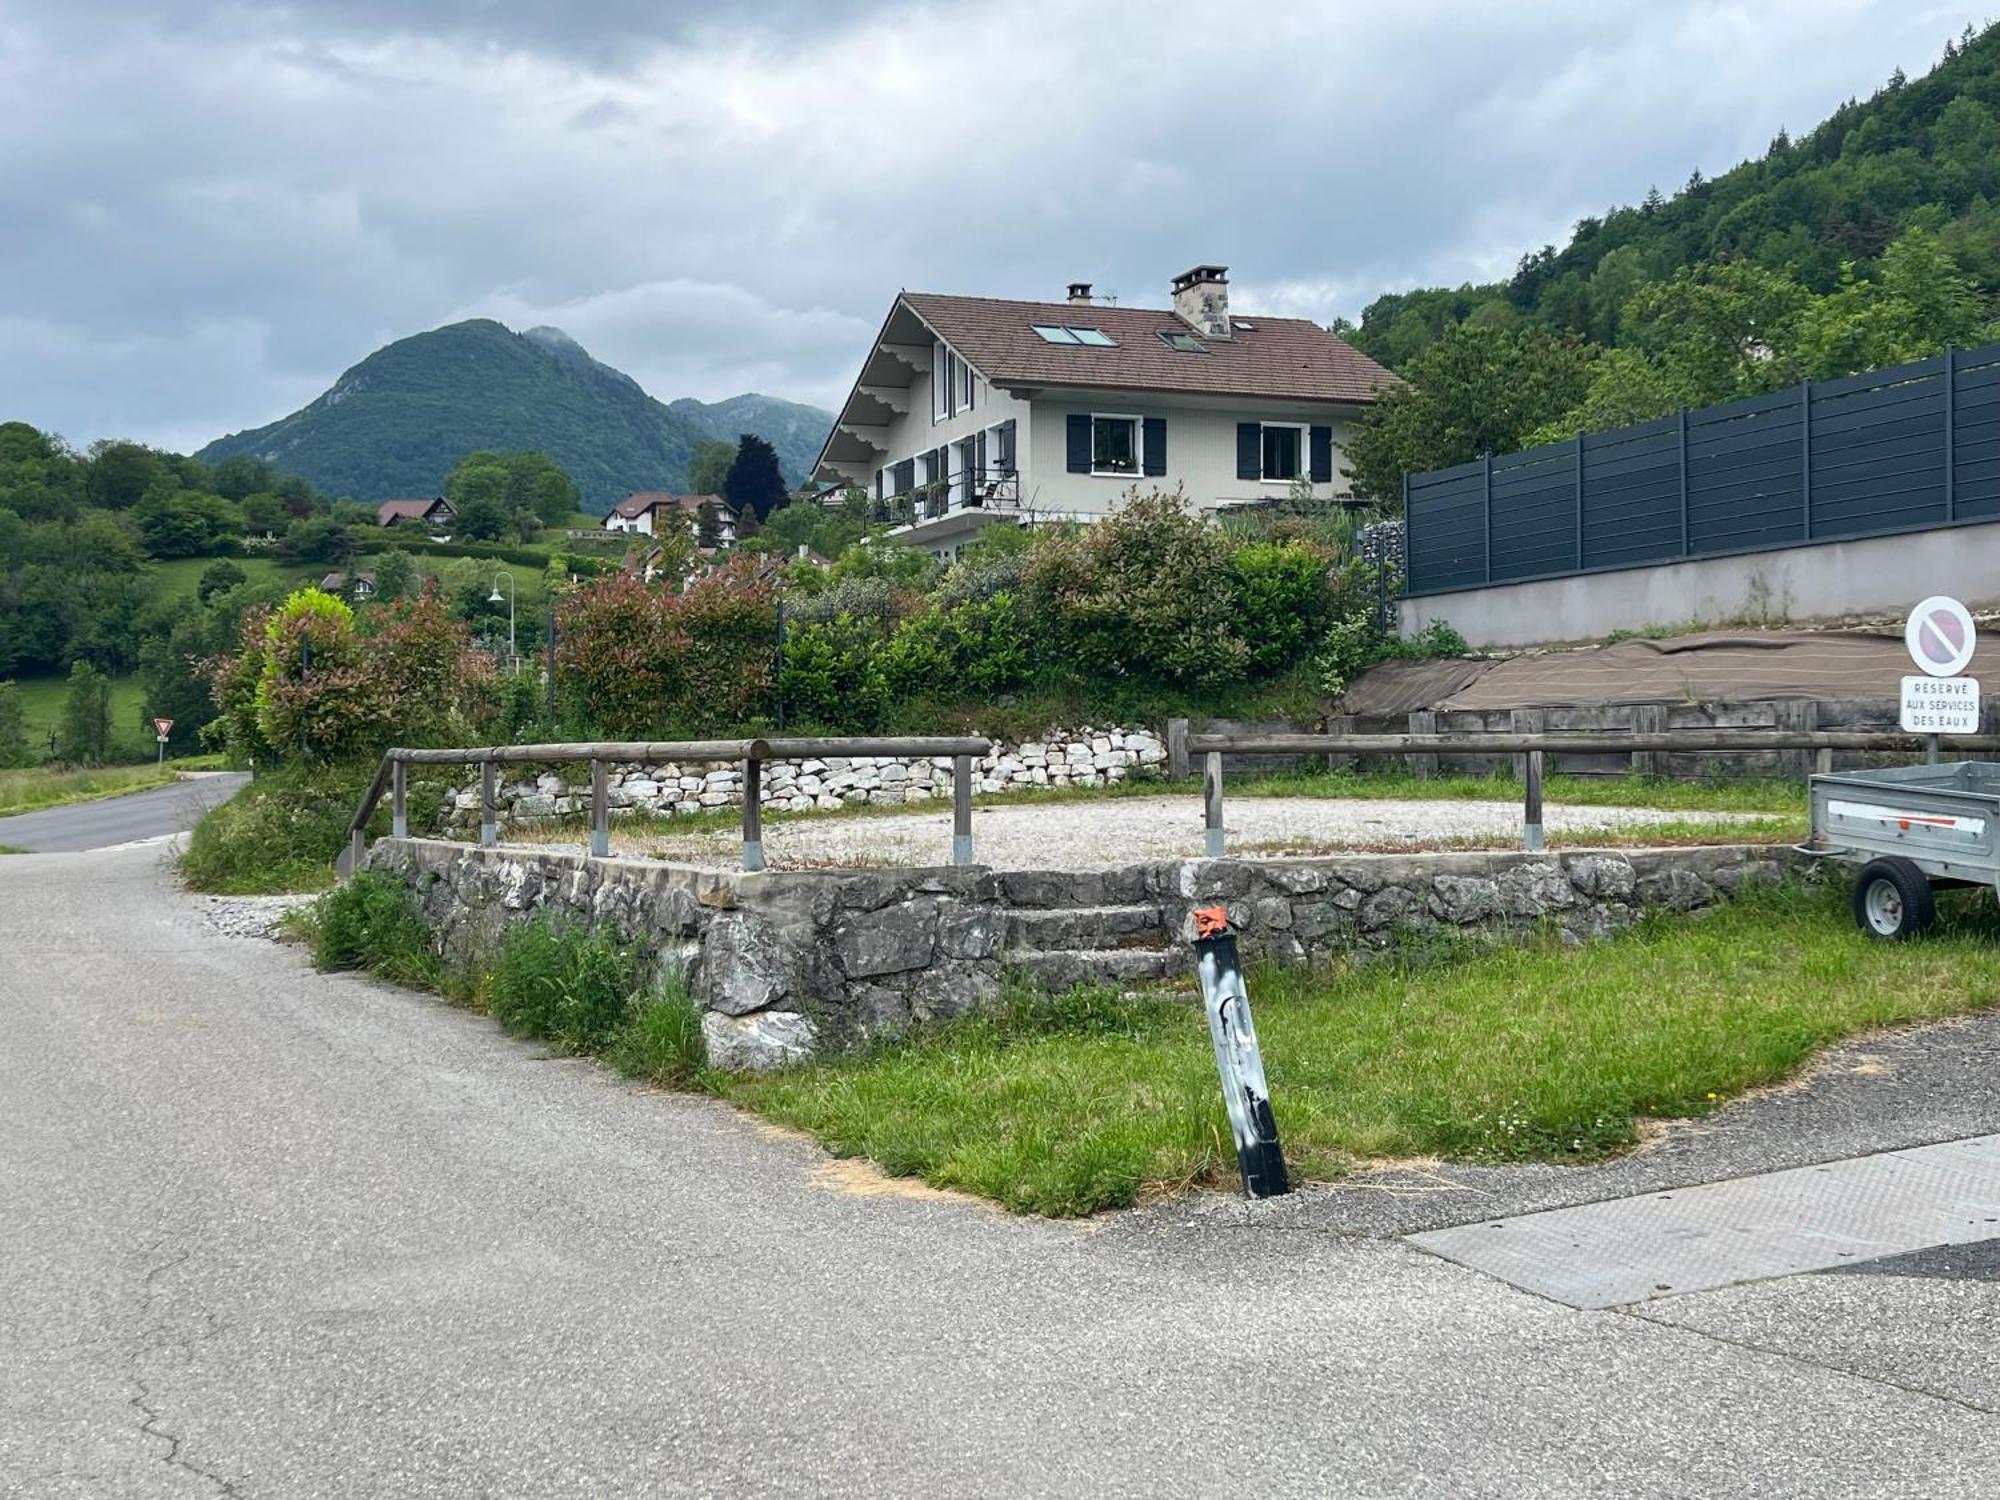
[1409,1135,2000,1309]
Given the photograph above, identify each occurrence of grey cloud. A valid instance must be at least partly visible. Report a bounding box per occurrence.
[0,0,1975,452]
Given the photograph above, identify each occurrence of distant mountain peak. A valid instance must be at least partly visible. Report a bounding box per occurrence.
[196,319,833,511]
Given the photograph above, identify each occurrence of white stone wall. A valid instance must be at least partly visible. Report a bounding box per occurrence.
[442,726,1169,827]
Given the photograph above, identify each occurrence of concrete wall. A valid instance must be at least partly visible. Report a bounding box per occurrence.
[366,838,1796,1070]
[1400,518,2000,648]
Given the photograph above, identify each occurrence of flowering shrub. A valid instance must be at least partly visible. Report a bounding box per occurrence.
[252,589,389,760]
[1022,489,1250,689]
[555,557,777,737]
[208,584,500,762]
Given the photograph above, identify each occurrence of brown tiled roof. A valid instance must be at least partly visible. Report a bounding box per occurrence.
[376,496,445,525]
[608,491,734,520]
[900,292,1396,404]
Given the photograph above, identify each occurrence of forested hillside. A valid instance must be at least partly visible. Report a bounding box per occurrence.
[1341,21,2000,502]
[197,321,832,511]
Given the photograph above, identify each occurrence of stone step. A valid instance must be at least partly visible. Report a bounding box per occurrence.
[1003,904,1170,953]
[1011,947,1186,991]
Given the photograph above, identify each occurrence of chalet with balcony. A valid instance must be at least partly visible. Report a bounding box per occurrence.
[810,265,1396,558]
[602,491,738,546]
[376,495,454,531]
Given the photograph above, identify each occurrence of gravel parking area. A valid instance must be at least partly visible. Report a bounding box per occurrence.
[550,794,1771,872]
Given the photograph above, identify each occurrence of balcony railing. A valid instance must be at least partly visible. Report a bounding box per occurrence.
[870,467,1021,526]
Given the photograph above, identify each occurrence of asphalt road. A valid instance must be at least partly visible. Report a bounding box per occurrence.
[0,773,248,852]
[3,844,1996,1498]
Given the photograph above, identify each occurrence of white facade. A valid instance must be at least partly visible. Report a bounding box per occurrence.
[813,286,1375,561]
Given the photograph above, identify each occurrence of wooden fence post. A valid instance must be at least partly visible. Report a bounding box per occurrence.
[952,755,974,866]
[479,761,497,848]
[1523,750,1545,852]
[1166,718,1190,781]
[1407,711,1439,780]
[1774,700,1818,783]
[390,758,407,839]
[1509,707,1546,784]
[741,756,764,872]
[590,758,609,858]
[1632,704,1668,778]
[1203,751,1225,858]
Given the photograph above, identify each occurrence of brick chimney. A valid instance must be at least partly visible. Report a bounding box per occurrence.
[1171,265,1230,338]
[1067,281,1094,305]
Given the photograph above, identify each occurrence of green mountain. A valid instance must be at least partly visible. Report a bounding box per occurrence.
[1337,21,2000,500]
[196,320,833,512]
[1343,21,2000,371]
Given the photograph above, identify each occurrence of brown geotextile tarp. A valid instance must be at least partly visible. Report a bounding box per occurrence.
[1339,630,2000,715]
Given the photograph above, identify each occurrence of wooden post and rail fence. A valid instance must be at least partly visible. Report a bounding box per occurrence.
[342,724,2000,876]
[343,735,991,876]
[1167,723,2000,859]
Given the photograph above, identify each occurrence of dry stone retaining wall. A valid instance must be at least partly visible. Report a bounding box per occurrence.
[365,838,1797,1071]
[438,725,1168,830]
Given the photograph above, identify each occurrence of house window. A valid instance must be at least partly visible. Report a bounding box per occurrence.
[1157,330,1209,354]
[892,459,915,495]
[1260,423,1303,482]
[933,340,975,421]
[1092,415,1139,476]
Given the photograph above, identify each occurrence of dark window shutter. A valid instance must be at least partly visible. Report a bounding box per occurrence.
[1237,422,1261,480]
[1142,417,1166,477]
[975,429,987,475]
[875,468,883,500]
[1067,414,1091,473]
[1310,425,1333,483]
[1000,419,1017,468]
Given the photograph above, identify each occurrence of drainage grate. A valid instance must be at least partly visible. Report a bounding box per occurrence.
[1408,1134,2000,1309]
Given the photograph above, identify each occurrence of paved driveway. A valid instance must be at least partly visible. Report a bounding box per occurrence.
[2,844,1995,1497]
[0,772,247,852]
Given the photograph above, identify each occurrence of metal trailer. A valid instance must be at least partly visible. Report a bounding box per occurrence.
[1806,761,2000,938]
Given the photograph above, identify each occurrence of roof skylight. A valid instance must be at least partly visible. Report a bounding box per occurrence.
[1157,330,1210,354]
[1032,324,1117,347]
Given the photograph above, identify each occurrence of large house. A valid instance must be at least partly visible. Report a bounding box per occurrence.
[811,265,1395,557]
[376,495,454,530]
[602,491,738,545]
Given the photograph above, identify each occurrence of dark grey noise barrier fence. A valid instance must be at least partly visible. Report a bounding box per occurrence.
[343,736,992,875]
[1169,725,2000,856]
[1403,340,2000,596]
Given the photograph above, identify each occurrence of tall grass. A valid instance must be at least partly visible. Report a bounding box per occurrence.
[0,763,178,817]
[180,763,445,894]
[729,881,2000,1215]
[310,872,438,987]
[305,886,708,1080]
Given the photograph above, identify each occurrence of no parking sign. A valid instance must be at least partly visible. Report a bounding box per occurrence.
[1901,595,1980,734]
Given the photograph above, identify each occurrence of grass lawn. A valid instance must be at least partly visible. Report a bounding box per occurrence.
[12,673,153,762]
[724,881,2000,1215]
[0,763,181,817]
[149,555,316,605]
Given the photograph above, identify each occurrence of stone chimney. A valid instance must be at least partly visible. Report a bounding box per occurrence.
[1067,281,1094,305]
[1171,265,1231,338]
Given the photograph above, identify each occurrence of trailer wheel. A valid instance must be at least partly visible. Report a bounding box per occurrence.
[1853,857,1935,940]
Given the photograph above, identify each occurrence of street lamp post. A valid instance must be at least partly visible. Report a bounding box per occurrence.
[488,572,517,664]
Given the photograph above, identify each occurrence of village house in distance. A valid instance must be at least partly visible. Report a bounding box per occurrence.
[601,491,739,547]
[811,265,1396,558]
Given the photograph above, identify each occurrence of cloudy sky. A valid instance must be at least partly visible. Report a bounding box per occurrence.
[0,0,1978,452]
